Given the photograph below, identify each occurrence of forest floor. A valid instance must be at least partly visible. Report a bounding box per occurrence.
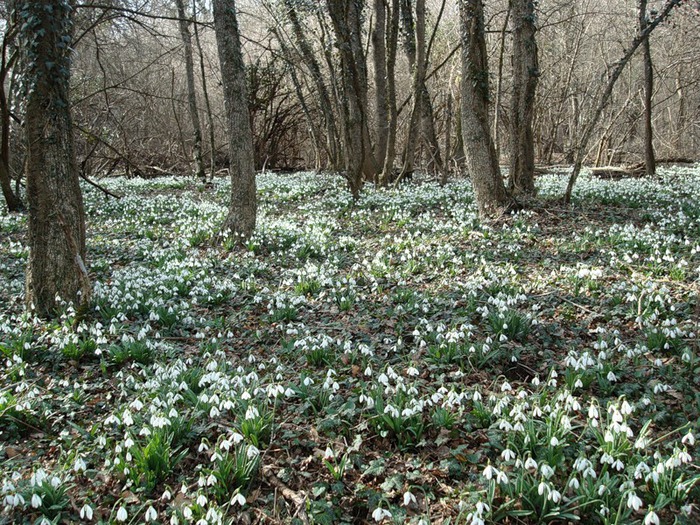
[1,167,699,525]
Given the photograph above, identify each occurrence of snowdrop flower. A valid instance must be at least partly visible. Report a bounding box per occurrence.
[74,457,87,473]
[372,507,392,522]
[31,493,42,508]
[161,489,172,501]
[145,506,158,522]
[232,492,246,506]
[324,447,335,460]
[482,464,496,480]
[627,491,643,511]
[80,504,93,520]
[569,478,580,490]
[196,494,207,506]
[501,449,515,461]
[116,506,128,522]
[607,371,618,382]
[403,491,417,506]
[644,509,660,525]
[682,431,695,446]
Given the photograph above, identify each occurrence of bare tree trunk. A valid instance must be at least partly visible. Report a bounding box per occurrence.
[20,0,89,316]
[381,0,400,184]
[212,0,256,240]
[372,0,389,171]
[508,0,539,195]
[0,39,22,212]
[564,0,681,203]
[192,0,216,180]
[639,0,656,176]
[400,0,426,177]
[493,5,510,162]
[175,0,205,182]
[399,0,442,176]
[459,0,511,217]
[327,0,377,197]
[442,91,452,185]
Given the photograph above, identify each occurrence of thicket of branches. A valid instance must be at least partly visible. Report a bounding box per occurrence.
[1,0,698,188]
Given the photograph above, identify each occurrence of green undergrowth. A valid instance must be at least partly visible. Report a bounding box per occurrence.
[1,167,699,524]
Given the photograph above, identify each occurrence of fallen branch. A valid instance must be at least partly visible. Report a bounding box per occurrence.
[261,465,309,525]
[79,172,122,199]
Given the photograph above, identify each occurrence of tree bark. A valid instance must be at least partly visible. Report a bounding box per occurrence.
[399,0,443,176]
[639,0,656,176]
[212,0,257,240]
[175,0,205,182]
[458,0,511,217]
[380,0,400,184]
[372,0,389,170]
[0,23,23,212]
[20,0,89,316]
[192,0,217,180]
[508,0,539,195]
[327,0,377,197]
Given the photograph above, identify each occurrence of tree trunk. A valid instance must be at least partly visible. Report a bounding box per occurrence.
[508,0,539,195]
[327,0,377,197]
[175,0,205,182]
[192,0,217,180]
[380,0,400,184]
[372,0,389,170]
[212,0,257,240]
[564,0,681,203]
[639,0,656,176]
[20,0,89,316]
[458,0,511,217]
[400,0,442,176]
[0,26,23,212]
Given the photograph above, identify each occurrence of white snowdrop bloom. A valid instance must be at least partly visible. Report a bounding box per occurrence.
[482,464,496,480]
[372,508,392,522]
[207,474,217,486]
[473,390,482,402]
[406,366,419,377]
[196,494,208,506]
[31,493,42,508]
[613,459,625,471]
[378,373,389,386]
[209,405,220,418]
[403,491,417,506]
[232,432,244,444]
[500,381,512,392]
[74,457,87,472]
[607,371,618,382]
[621,400,633,415]
[80,504,93,520]
[549,489,561,503]
[569,478,580,490]
[644,509,660,525]
[682,432,696,446]
[247,445,260,458]
[198,441,209,452]
[524,457,538,471]
[604,431,614,443]
[161,489,172,501]
[324,447,335,460]
[144,506,158,522]
[550,436,560,447]
[501,449,515,461]
[232,492,246,506]
[531,376,540,386]
[627,492,643,511]
[183,506,193,519]
[537,481,549,496]
[495,470,508,484]
[116,506,128,522]
[130,399,144,411]
[598,484,607,496]
[540,464,554,479]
